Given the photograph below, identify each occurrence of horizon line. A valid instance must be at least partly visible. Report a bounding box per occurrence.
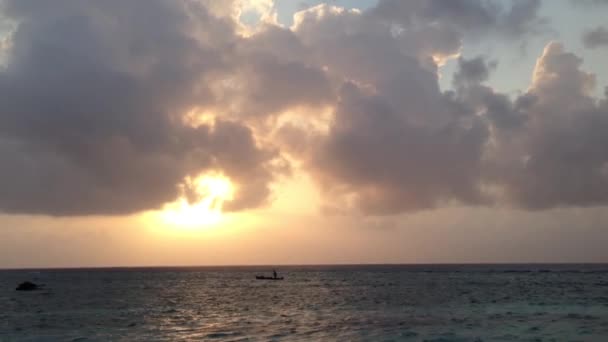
[3,261,608,271]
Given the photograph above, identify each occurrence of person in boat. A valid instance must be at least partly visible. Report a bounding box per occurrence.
[273,269,277,279]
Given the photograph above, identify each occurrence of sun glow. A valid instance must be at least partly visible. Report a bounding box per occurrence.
[160,174,235,228]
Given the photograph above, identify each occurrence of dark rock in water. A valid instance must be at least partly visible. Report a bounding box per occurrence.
[16,281,42,291]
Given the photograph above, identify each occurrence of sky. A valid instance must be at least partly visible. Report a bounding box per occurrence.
[1,0,608,268]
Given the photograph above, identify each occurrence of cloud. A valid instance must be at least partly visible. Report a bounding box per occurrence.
[484,42,608,210]
[571,0,608,7]
[216,33,334,119]
[372,0,546,39]
[0,0,286,215]
[310,82,489,215]
[453,56,497,86]
[287,1,608,215]
[1,0,608,218]
[582,26,608,49]
[280,5,494,214]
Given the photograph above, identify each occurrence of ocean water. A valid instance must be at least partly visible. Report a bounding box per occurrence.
[2,265,608,341]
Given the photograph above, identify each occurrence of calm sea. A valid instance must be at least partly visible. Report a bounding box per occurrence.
[2,264,608,341]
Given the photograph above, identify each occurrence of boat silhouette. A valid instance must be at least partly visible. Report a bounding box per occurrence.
[255,275,284,280]
[256,269,283,280]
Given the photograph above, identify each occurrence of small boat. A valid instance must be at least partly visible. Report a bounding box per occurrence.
[256,269,283,280]
[255,276,284,280]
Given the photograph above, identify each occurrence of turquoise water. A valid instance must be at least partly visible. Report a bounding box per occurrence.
[2,265,608,341]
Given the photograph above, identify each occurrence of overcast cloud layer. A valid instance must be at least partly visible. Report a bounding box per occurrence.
[0,0,607,216]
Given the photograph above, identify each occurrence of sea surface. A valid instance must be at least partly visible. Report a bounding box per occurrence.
[2,264,608,341]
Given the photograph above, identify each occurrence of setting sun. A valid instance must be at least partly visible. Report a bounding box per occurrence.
[5,0,608,340]
[160,174,234,228]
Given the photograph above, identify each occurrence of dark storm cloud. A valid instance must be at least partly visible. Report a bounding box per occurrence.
[582,26,608,48]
